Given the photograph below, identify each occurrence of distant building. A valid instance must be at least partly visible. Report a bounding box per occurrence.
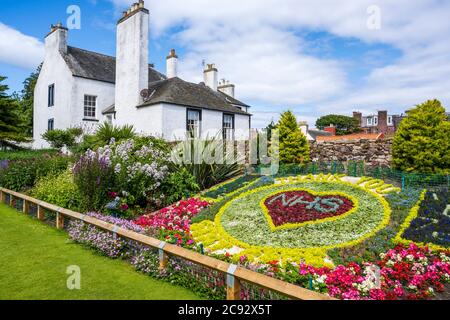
[299,121,333,142]
[352,111,402,135]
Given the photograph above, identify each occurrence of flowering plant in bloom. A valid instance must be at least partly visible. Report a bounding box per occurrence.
[73,137,170,214]
[135,198,211,234]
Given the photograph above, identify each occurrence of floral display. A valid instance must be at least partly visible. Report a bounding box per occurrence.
[191,179,391,266]
[395,189,450,251]
[134,198,211,234]
[263,190,354,227]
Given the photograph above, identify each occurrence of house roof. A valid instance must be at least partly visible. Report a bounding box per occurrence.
[137,77,251,115]
[308,129,332,140]
[102,104,116,115]
[317,133,385,143]
[61,46,166,84]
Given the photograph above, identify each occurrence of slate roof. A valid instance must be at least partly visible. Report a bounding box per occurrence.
[62,46,166,84]
[308,129,332,141]
[137,77,251,115]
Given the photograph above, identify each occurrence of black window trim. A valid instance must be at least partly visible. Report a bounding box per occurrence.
[222,113,235,140]
[186,108,202,139]
[48,84,55,107]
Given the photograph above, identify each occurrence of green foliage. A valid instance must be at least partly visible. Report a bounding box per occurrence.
[392,99,450,173]
[31,170,82,211]
[160,168,200,206]
[77,123,137,153]
[276,111,310,164]
[42,127,83,150]
[0,154,73,192]
[0,76,29,146]
[316,114,360,136]
[15,65,41,137]
[175,139,242,190]
[0,149,58,161]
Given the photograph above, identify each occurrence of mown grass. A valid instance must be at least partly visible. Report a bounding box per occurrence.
[0,149,59,161]
[0,204,200,300]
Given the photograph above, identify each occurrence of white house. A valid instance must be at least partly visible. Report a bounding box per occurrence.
[33,0,252,149]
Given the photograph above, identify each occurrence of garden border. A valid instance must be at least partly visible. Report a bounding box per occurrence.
[0,187,334,301]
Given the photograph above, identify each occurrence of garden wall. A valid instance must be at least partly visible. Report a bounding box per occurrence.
[309,139,393,167]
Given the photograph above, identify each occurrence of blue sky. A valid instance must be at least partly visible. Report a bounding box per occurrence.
[1,0,449,128]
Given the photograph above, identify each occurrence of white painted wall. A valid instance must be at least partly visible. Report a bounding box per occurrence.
[33,28,73,149]
[71,77,115,134]
[115,9,149,127]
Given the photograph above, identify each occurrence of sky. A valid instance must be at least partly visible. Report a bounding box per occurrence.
[1,0,449,128]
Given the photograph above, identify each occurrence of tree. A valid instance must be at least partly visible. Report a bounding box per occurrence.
[392,99,450,174]
[316,115,360,135]
[275,110,310,164]
[0,76,29,148]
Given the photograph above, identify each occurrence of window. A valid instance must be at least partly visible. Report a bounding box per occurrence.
[187,109,201,138]
[84,95,97,119]
[223,114,235,140]
[374,116,378,126]
[48,118,54,131]
[367,118,373,126]
[48,84,55,107]
[388,116,393,126]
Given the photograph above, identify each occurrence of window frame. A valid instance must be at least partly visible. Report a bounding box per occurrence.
[222,113,235,140]
[83,95,97,120]
[48,118,54,131]
[48,84,55,107]
[387,116,393,126]
[186,108,202,139]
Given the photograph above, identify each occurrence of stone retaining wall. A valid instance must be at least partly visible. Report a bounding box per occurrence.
[309,139,393,167]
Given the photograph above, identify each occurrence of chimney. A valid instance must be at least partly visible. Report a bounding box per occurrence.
[298,121,309,137]
[204,63,218,91]
[115,0,149,125]
[378,110,388,134]
[45,22,68,55]
[166,49,178,79]
[353,111,362,127]
[218,79,235,98]
[324,124,337,136]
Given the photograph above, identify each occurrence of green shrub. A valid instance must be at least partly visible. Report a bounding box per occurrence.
[76,123,137,153]
[32,170,82,211]
[392,99,450,173]
[0,149,58,161]
[0,154,73,192]
[42,128,83,150]
[275,111,310,164]
[160,168,200,206]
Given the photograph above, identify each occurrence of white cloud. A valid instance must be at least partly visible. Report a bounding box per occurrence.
[0,22,44,70]
[111,1,450,127]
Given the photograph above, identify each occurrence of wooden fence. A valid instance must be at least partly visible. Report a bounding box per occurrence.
[0,187,334,301]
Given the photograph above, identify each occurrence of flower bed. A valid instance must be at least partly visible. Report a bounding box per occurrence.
[395,189,450,251]
[191,179,391,266]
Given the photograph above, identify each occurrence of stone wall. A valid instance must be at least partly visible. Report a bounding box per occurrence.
[309,139,393,167]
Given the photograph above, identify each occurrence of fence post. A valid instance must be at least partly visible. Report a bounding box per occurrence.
[158,242,169,271]
[401,174,406,190]
[56,209,64,230]
[226,264,241,300]
[23,200,30,215]
[9,194,14,207]
[0,189,4,204]
[37,204,45,221]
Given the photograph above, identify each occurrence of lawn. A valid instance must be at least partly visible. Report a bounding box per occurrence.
[0,204,200,300]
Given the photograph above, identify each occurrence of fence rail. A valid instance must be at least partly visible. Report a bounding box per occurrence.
[0,187,334,301]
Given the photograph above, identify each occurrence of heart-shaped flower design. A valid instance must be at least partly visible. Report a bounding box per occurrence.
[261,189,355,230]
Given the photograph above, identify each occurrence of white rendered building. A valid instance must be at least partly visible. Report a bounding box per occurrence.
[33,0,251,149]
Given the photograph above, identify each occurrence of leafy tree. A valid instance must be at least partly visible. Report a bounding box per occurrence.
[392,99,450,173]
[0,76,29,148]
[316,114,360,135]
[275,110,310,164]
